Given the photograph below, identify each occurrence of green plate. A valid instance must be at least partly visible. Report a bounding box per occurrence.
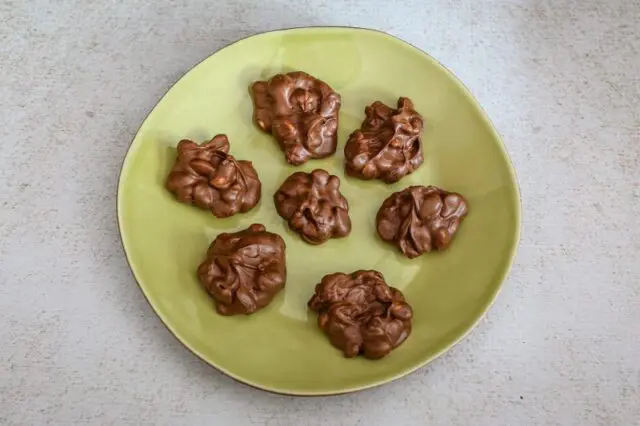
[117,27,521,395]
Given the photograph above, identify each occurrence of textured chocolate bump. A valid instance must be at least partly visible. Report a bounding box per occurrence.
[165,135,261,218]
[197,224,286,315]
[344,97,424,183]
[308,270,413,359]
[376,185,468,258]
[274,169,351,244]
[250,71,341,165]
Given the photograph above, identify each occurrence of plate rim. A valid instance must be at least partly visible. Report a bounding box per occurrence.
[116,25,522,396]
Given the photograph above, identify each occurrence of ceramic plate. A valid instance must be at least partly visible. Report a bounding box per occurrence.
[117,27,520,395]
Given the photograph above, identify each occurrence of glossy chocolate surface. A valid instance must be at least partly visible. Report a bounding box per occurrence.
[197,224,286,315]
[344,97,424,183]
[251,71,341,165]
[308,270,413,359]
[274,169,351,244]
[165,135,261,218]
[376,185,468,258]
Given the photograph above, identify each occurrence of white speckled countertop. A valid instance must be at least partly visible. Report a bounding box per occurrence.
[1,1,639,425]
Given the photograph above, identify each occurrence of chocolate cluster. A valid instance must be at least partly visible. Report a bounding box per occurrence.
[344,97,424,183]
[165,135,261,218]
[197,224,287,315]
[308,270,413,359]
[376,185,468,258]
[250,71,341,165]
[274,169,351,244]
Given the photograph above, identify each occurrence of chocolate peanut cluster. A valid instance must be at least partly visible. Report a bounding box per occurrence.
[250,71,341,165]
[274,169,351,244]
[308,270,413,359]
[165,135,261,218]
[376,185,469,258]
[160,67,476,363]
[197,224,287,315]
[344,97,424,183]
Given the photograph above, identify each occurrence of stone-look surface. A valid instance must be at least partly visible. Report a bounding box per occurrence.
[1,1,638,425]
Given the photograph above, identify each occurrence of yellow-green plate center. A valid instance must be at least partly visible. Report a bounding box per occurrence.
[117,27,521,395]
